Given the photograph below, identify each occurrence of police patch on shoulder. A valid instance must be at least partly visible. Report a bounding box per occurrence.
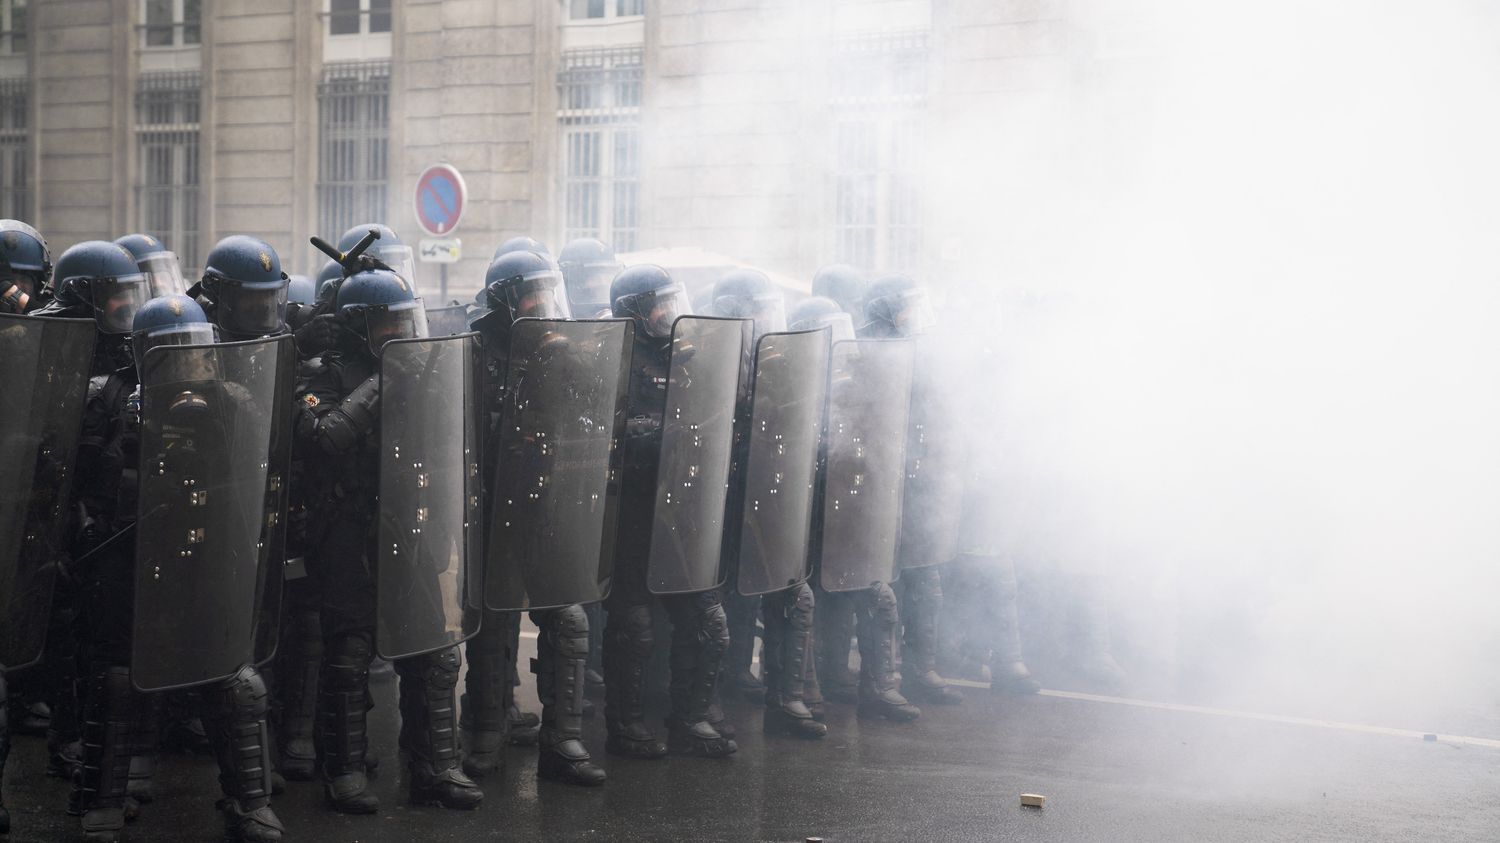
[301,393,320,409]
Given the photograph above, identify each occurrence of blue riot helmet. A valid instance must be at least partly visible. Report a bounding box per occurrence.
[861,273,935,338]
[115,233,188,298]
[558,237,620,316]
[475,250,570,336]
[712,268,786,339]
[53,241,151,334]
[336,267,427,357]
[315,259,343,303]
[492,235,550,261]
[338,223,416,286]
[788,296,856,344]
[811,264,867,317]
[0,220,52,313]
[131,294,218,382]
[610,263,691,340]
[200,235,289,337]
[287,274,316,305]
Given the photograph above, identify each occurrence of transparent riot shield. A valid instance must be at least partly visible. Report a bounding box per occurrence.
[426,304,473,338]
[0,314,94,671]
[252,335,296,665]
[646,316,751,595]
[735,328,831,597]
[133,336,288,691]
[376,334,483,661]
[485,319,633,611]
[898,346,963,570]
[817,339,916,593]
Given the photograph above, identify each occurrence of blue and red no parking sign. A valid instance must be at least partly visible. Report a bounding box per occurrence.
[414,164,467,237]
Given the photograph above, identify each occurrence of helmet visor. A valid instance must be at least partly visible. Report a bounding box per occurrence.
[134,323,218,380]
[873,287,936,337]
[215,276,289,336]
[365,299,429,356]
[499,271,572,322]
[86,273,151,334]
[140,252,188,298]
[716,293,787,337]
[791,311,855,344]
[617,282,692,339]
[140,341,222,388]
[566,262,621,310]
[369,244,417,288]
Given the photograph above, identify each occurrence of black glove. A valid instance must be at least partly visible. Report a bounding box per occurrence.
[293,313,342,357]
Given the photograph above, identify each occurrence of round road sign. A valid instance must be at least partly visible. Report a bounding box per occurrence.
[414,164,467,237]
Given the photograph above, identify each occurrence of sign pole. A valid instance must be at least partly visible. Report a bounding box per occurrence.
[440,262,449,303]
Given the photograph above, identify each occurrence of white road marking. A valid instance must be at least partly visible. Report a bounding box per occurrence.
[944,678,1500,749]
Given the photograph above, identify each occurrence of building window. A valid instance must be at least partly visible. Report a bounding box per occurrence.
[829,30,927,273]
[569,0,643,21]
[557,47,642,251]
[317,61,389,244]
[141,0,201,48]
[0,77,28,219]
[134,72,200,271]
[1,0,27,56]
[329,0,391,36]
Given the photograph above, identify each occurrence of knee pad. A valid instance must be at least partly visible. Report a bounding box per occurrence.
[697,602,730,658]
[548,604,591,662]
[212,665,270,720]
[418,648,461,691]
[787,583,815,631]
[868,583,899,624]
[605,603,654,661]
[324,633,372,692]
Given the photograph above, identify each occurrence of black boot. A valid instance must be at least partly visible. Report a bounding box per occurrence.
[317,634,378,814]
[459,614,508,779]
[277,607,321,780]
[984,555,1040,694]
[75,666,138,843]
[603,603,667,760]
[857,585,920,723]
[532,606,606,787]
[204,666,284,842]
[664,592,736,758]
[724,591,764,702]
[901,567,964,705]
[763,586,827,739]
[125,694,161,805]
[397,649,483,810]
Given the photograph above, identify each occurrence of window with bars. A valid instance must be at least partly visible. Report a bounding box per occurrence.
[557,48,642,251]
[0,77,27,219]
[1,0,27,56]
[568,0,643,20]
[141,0,200,48]
[134,72,200,271]
[317,61,389,243]
[829,30,927,273]
[329,0,391,36]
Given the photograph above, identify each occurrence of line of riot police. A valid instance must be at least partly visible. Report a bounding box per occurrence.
[0,219,1053,842]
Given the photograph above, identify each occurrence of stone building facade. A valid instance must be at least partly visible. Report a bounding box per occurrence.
[1,0,1086,299]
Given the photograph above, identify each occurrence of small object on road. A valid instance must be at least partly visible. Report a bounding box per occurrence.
[1423,734,1438,742]
[806,838,825,842]
[1021,793,1046,808]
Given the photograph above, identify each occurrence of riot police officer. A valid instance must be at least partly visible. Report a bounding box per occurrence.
[287,274,316,306]
[294,268,482,813]
[462,250,607,786]
[811,263,867,319]
[66,281,286,841]
[605,264,738,758]
[707,269,790,705]
[790,295,921,723]
[492,235,549,262]
[558,237,623,318]
[0,220,52,314]
[114,234,188,299]
[858,274,964,706]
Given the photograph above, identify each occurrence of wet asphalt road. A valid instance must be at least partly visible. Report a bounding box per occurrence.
[5,637,1498,842]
